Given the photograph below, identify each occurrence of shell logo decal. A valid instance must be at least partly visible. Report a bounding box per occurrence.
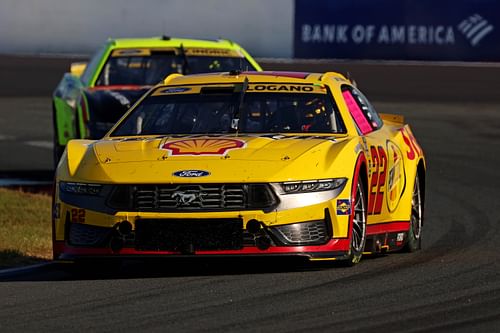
[161,138,246,156]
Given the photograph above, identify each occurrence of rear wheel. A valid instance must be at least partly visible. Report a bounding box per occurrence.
[403,173,423,252]
[345,177,367,265]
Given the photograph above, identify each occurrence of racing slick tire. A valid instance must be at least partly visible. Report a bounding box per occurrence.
[344,175,367,266]
[53,140,65,167]
[403,173,423,252]
[52,106,65,166]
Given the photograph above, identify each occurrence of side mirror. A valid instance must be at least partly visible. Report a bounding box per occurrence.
[70,62,88,77]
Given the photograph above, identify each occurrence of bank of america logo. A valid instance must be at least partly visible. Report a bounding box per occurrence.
[458,14,494,46]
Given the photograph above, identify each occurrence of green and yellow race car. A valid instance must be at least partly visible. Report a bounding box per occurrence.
[52,36,262,164]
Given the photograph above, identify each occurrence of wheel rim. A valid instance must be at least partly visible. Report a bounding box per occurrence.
[352,181,366,252]
[411,174,423,239]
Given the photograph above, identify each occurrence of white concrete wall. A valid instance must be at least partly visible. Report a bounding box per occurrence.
[0,0,294,57]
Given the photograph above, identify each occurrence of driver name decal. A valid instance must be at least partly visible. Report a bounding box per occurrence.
[246,84,326,93]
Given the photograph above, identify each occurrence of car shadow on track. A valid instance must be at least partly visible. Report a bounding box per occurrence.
[1,256,367,282]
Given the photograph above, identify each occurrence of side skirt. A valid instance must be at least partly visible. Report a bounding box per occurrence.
[364,221,410,254]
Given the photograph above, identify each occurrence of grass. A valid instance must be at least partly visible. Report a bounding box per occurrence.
[0,188,52,269]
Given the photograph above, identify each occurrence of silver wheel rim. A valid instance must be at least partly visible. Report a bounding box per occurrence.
[352,181,367,252]
[411,174,422,239]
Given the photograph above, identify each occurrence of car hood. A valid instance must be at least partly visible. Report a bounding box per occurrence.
[62,135,357,183]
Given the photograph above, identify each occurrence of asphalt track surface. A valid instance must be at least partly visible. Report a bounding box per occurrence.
[1,55,500,332]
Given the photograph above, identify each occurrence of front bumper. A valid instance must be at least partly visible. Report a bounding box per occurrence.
[53,182,354,261]
[54,239,351,261]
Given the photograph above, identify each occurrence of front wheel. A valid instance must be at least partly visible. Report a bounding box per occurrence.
[52,106,65,167]
[403,173,423,252]
[53,138,65,168]
[344,176,367,266]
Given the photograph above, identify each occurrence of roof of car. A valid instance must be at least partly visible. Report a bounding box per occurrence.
[108,36,243,50]
[162,71,351,87]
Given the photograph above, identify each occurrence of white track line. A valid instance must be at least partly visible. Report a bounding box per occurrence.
[25,140,53,149]
[0,261,54,278]
[0,134,15,140]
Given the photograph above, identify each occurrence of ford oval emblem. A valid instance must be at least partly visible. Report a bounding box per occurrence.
[173,170,211,177]
[160,87,191,94]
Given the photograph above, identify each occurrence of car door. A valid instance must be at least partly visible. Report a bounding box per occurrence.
[341,85,406,227]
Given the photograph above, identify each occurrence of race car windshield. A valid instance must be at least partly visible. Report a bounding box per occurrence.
[95,53,256,86]
[111,88,346,136]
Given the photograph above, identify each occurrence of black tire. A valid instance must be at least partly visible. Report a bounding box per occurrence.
[344,176,367,266]
[52,106,65,167]
[53,139,65,168]
[403,173,423,252]
[75,111,82,139]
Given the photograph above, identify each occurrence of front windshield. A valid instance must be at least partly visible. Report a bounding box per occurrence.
[96,50,256,86]
[111,84,346,136]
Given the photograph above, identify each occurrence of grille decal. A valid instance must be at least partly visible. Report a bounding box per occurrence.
[108,184,277,212]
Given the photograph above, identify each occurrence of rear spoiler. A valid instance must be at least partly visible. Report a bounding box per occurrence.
[380,113,404,125]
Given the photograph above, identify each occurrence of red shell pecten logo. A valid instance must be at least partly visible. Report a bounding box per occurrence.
[161,138,246,156]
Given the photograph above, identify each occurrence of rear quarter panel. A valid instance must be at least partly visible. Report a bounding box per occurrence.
[364,122,425,226]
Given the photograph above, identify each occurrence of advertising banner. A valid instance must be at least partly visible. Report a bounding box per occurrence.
[294,0,500,61]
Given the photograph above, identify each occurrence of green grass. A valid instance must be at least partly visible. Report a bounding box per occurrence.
[0,188,52,269]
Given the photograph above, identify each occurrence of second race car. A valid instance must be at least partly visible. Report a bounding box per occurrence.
[52,36,262,164]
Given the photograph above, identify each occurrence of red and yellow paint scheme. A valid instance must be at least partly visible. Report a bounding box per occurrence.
[53,71,426,265]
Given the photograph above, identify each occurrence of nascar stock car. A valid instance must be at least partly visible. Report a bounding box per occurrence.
[52,71,426,266]
[52,36,262,165]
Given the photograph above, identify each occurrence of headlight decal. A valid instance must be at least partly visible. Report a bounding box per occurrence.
[59,182,102,196]
[277,178,347,194]
[58,182,119,215]
[271,178,347,211]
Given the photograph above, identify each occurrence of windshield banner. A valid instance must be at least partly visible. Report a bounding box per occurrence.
[153,84,327,96]
[294,0,500,61]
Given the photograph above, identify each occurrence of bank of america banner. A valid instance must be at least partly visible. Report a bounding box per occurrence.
[294,0,500,61]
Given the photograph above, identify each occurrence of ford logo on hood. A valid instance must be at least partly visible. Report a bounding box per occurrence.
[173,170,211,177]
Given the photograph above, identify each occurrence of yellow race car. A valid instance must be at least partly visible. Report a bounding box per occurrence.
[53,71,426,266]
